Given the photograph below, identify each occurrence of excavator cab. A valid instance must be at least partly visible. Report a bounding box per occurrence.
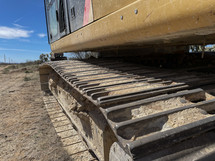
[44,0,69,43]
[45,0,215,55]
[44,0,89,44]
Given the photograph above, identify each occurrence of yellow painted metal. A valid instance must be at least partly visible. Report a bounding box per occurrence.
[92,0,136,20]
[51,0,215,53]
[89,0,94,23]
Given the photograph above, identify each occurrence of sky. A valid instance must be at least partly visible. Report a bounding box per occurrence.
[0,0,51,63]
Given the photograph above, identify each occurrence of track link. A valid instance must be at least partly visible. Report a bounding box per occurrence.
[40,59,215,160]
[43,95,97,161]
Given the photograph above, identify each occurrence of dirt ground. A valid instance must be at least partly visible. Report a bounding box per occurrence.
[0,64,71,161]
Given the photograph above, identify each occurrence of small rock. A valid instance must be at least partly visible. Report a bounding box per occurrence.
[180,98,187,103]
[0,134,7,139]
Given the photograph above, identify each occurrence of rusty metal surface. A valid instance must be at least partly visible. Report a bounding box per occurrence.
[40,59,215,160]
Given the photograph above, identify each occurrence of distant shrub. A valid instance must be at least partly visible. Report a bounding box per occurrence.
[7,65,17,69]
[39,54,49,63]
[25,70,33,73]
[24,76,31,81]
[3,68,9,74]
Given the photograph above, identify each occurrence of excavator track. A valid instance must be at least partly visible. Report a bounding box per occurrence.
[40,59,215,161]
[43,95,97,161]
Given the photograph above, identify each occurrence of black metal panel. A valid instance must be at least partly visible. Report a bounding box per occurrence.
[67,0,85,33]
[44,0,70,44]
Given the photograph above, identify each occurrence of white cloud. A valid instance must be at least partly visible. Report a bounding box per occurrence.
[0,26,33,39]
[38,33,46,38]
[14,17,23,23]
[13,23,25,28]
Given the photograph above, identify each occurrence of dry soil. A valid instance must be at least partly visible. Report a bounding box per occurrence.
[0,64,71,161]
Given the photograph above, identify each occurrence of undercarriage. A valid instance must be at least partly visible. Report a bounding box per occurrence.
[40,56,215,161]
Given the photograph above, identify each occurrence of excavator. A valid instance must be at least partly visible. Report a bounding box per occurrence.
[40,0,215,160]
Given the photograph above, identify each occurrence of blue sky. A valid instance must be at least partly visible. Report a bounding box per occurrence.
[0,0,50,63]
